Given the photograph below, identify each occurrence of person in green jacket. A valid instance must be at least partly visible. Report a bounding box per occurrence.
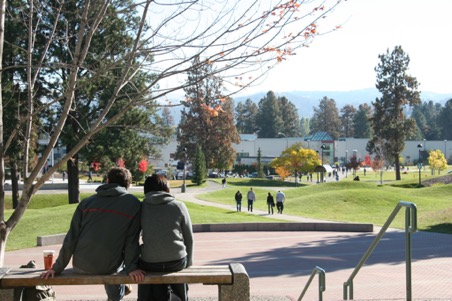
[41,167,142,301]
[133,174,194,301]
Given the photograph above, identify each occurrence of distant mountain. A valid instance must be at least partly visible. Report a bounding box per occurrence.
[168,88,452,120]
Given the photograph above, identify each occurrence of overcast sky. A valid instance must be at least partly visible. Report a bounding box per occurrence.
[239,0,452,95]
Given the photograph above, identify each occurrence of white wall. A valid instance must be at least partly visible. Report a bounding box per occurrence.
[150,137,451,169]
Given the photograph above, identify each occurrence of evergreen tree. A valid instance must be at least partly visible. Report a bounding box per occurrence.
[256,148,264,178]
[300,117,311,137]
[412,101,442,140]
[438,99,452,140]
[368,46,420,180]
[162,107,175,128]
[255,91,283,138]
[191,145,207,185]
[340,104,357,138]
[235,99,258,134]
[178,57,240,169]
[279,96,301,137]
[310,96,341,139]
[353,104,372,138]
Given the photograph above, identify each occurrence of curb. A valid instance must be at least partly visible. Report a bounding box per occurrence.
[37,222,373,246]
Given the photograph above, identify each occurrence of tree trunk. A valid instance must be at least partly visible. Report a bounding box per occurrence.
[67,154,80,204]
[395,154,401,180]
[10,163,19,209]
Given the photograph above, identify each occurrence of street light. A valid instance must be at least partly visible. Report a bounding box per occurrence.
[417,144,423,187]
[320,145,326,182]
[345,150,348,178]
[181,148,187,193]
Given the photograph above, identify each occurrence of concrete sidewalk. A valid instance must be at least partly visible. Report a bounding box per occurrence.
[5,180,452,300]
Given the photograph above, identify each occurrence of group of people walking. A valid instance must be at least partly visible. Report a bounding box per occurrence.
[41,167,193,301]
[234,188,286,214]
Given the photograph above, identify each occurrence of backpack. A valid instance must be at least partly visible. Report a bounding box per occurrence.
[15,261,56,301]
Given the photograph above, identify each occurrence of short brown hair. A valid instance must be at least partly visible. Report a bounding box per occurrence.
[144,174,169,194]
[107,167,132,189]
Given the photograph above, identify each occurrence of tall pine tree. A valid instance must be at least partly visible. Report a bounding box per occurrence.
[368,46,420,180]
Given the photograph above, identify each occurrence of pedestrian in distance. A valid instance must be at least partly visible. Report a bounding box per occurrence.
[267,192,275,214]
[276,190,285,214]
[41,167,141,301]
[132,174,194,301]
[235,190,243,212]
[221,177,226,189]
[247,188,256,212]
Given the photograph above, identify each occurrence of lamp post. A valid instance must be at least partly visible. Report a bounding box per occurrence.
[181,148,187,193]
[423,139,426,170]
[345,150,348,178]
[320,144,326,182]
[417,144,423,187]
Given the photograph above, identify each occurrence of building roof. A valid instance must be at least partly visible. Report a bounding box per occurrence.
[239,134,258,141]
[308,132,333,141]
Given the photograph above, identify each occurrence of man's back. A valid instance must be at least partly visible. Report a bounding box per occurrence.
[53,183,141,275]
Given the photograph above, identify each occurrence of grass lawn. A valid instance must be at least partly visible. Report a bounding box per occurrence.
[202,171,452,233]
[4,192,285,251]
[4,169,451,251]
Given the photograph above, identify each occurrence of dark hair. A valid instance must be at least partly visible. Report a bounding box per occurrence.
[107,167,132,188]
[144,174,169,194]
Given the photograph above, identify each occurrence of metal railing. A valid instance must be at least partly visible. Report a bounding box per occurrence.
[298,266,326,301]
[343,201,417,301]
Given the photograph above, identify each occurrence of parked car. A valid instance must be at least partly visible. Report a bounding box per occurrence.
[266,175,280,180]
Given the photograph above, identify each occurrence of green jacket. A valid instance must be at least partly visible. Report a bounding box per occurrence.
[52,183,141,275]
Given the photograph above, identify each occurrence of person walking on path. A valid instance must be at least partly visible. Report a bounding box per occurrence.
[133,174,193,301]
[221,177,226,189]
[267,192,275,214]
[247,188,256,212]
[41,167,142,301]
[276,190,285,214]
[235,190,242,212]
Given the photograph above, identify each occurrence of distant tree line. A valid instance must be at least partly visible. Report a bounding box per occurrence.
[234,91,452,141]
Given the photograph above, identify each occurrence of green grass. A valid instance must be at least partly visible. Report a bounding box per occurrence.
[200,178,452,233]
[4,172,451,251]
[5,191,285,251]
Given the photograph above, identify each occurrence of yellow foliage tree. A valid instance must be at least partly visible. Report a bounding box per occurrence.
[428,150,448,174]
[270,143,321,177]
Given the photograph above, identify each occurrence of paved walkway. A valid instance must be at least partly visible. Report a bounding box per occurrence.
[4,180,452,300]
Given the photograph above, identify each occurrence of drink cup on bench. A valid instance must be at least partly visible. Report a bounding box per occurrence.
[43,250,55,270]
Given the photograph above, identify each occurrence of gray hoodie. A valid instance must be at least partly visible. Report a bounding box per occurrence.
[140,191,193,267]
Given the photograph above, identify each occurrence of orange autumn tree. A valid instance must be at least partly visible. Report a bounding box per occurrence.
[275,166,291,181]
[0,0,345,265]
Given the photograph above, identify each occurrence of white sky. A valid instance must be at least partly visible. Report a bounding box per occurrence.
[240,0,452,95]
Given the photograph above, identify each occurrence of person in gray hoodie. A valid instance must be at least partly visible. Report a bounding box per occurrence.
[41,167,142,301]
[134,174,194,301]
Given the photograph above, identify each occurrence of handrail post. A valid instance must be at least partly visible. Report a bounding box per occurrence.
[404,203,417,301]
[298,266,325,301]
[342,201,417,300]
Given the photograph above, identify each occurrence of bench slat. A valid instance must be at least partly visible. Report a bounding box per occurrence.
[0,266,233,288]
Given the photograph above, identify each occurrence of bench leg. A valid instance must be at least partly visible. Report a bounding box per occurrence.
[219,263,250,301]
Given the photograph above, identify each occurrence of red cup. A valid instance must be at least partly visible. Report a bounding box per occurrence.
[43,250,55,270]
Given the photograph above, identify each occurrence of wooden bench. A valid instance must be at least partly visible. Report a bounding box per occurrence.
[0,264,250,301]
